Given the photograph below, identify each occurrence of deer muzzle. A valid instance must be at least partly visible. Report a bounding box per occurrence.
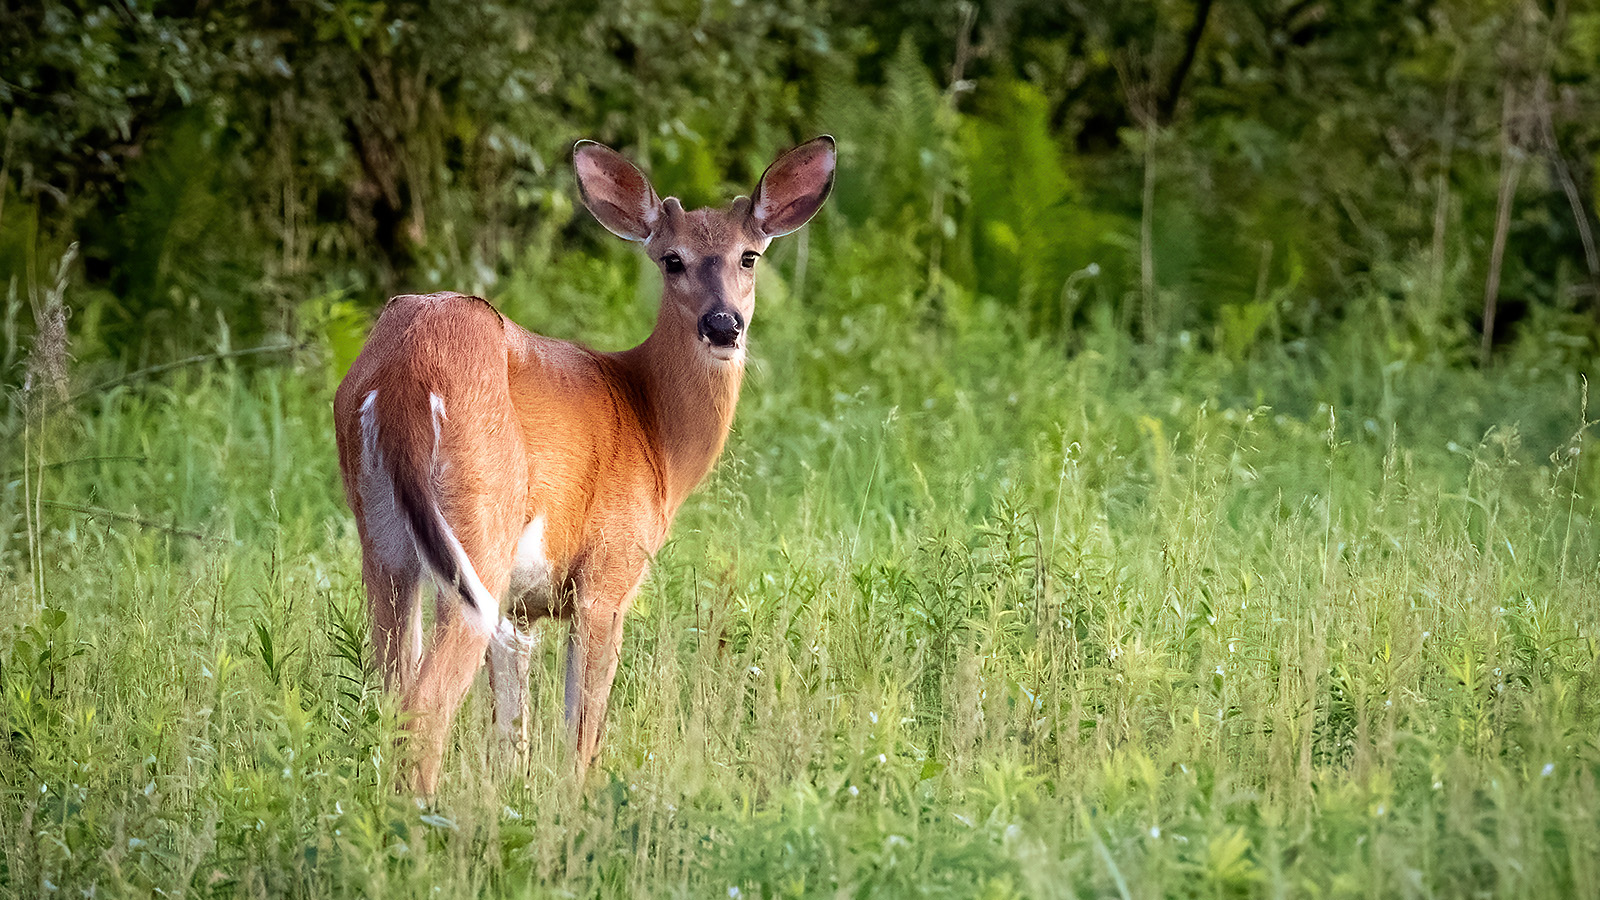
[697,309,744,349]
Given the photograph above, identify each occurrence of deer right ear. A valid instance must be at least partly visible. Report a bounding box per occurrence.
[574,141,661,242]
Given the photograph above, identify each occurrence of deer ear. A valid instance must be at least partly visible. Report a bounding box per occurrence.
[749,135,836,238]
[574,141,661,241]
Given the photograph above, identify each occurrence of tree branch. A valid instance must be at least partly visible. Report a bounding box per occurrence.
[39,500,227,545]
[50,341,307,413]
[1158,0,1215,125]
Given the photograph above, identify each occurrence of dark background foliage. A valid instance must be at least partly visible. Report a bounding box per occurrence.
[2,0,1597,368]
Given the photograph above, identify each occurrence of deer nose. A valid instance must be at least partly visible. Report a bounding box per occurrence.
[698,309,744,348]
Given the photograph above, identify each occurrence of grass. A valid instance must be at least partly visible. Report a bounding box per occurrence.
[2,245,1599,898]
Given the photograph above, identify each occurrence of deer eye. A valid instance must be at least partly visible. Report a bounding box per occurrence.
[741,251,760,269]
[661,253,685,274]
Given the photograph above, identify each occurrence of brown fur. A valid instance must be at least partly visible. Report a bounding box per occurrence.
[333,138,834,793]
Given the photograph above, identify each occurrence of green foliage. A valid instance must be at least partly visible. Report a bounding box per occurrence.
[5,0,1600,364]
[958,79,1128,335]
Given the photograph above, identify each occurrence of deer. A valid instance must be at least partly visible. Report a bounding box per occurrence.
[332,136,836,794]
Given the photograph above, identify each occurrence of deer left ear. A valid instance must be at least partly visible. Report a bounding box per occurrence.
[749,135,836,238]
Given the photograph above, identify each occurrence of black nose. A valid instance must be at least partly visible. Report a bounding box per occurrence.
[698,310,744,348]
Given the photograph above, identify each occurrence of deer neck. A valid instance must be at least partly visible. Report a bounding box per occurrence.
[620,324,745,513]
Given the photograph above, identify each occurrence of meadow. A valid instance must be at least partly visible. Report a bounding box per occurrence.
[2,225,1598,897]
[6,5,1600,894]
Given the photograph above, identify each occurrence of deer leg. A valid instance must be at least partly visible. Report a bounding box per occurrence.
[403,525,519,795]
[401,516,519,795]
[564,611,625,772]
[487,617,539,760]
[564,568,641,773]
[401,600,495,795]
[363,557,422,693]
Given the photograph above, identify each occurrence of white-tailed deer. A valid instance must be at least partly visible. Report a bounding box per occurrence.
[333,137,835,793]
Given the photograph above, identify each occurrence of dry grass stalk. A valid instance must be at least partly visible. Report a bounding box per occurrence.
[24,242,76,412]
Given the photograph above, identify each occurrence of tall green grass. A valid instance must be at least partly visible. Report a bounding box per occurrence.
[4,242,1598,897]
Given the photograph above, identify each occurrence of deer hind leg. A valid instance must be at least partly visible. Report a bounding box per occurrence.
[363,557,423,692]
[403,602,493,794]
[400,511,520,795]
[487,618,539,764]
[390,384,529,795]
[487,515,554,761]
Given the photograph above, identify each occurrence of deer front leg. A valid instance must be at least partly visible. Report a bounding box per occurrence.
[565,609,625,773]
[487,617,539,761]
[563,566,643,774]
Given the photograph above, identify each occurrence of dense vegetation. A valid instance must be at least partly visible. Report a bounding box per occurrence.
[6,0,1600,361]
[3,1,1600,897]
